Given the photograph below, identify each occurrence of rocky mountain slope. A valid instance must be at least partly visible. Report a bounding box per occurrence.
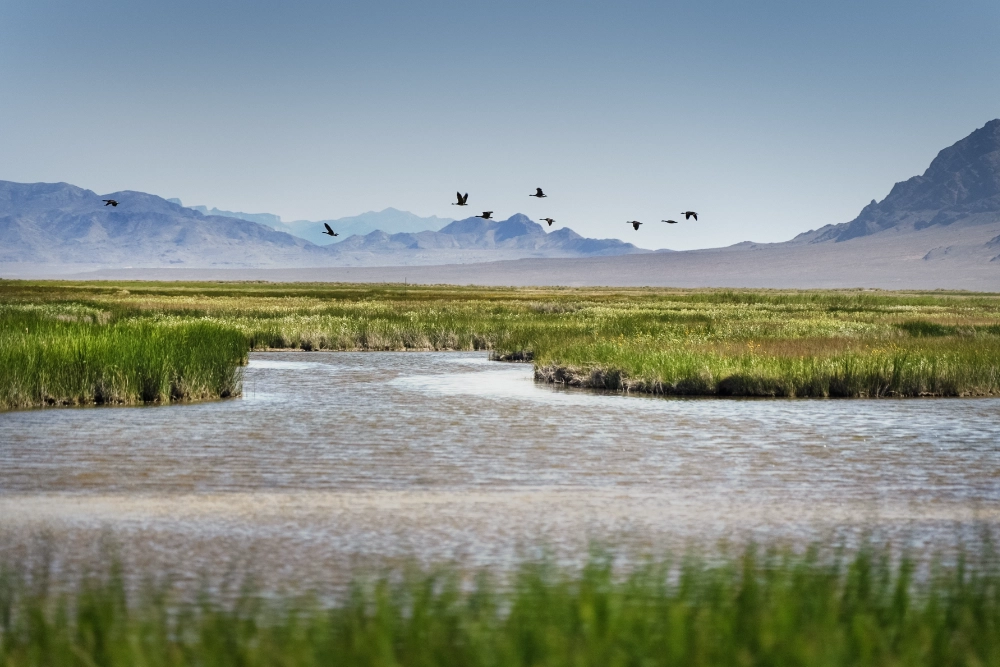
[796,119,1000,244]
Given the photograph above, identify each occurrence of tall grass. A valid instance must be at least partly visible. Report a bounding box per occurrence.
[1,544,998,666]
[0,307,247,410]
[2,281,999,400]
[535,337,1000,397]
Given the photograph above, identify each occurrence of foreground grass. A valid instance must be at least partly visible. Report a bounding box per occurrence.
[2,280,1000,402]
[1,545,998,666]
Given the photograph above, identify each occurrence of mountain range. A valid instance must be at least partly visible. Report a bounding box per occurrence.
[2,119,999,289]
[0,184,647,270]
[169,202,453,245]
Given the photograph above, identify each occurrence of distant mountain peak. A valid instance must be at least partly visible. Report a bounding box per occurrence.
[800,119,1000,243]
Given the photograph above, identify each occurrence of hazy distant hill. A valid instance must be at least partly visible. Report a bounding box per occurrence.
[795,119,1000,243]
[0,184,649,270]
[170,201,452,245]
[323,214,649,266]
[1,183,328,267]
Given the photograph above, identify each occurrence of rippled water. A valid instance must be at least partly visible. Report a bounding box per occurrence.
[1,351,998,586]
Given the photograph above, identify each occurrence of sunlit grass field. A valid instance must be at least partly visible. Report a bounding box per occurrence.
[2,279,999,408]
[2,543,998,667]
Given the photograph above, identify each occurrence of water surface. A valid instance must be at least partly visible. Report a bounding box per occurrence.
[1,351,997,586]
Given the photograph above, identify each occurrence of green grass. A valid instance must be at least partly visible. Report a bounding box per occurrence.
[1,544,998,666]
[2,280,1000,403]
[0,306,247,410]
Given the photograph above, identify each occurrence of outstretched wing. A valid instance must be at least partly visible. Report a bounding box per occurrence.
[692,213,697,220]
[324,223,334,234]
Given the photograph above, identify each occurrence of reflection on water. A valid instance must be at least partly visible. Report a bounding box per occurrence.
[1,351,998,586]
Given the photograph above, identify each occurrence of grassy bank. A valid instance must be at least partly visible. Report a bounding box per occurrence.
[2,280,999,401]
[1,545,998,666]
[0,306,247,410]
[534,336,1000,397]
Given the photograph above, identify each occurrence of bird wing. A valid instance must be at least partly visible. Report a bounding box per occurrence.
[324,223,334,233]
[536,188,543,196]
[461,193,468,204]
[456,192,463,203]
[692,213,697,220]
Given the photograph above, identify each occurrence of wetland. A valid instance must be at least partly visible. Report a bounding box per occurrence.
[1,281,999,665]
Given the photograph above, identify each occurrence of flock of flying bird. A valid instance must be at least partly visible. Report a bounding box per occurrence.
[101,192,699,239]
[449,187,697,233]
[321,187,699,238]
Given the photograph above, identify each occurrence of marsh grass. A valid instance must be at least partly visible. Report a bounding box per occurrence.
[534,337,1000,397]
[1,544,998,666]
[0,307,247,410]
[2,281,999,401]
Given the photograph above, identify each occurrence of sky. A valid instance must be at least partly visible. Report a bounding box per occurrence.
[1,0,998,250]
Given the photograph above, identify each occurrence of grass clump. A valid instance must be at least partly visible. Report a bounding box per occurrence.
[0,307,247,410]
[1,544,999,666]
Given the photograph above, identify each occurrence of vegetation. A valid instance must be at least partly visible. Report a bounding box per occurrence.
[0,304,247,410]
[1,544,998,666]
[2,280,999,407]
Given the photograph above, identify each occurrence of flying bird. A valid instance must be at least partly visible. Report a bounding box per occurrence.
[662,219,679,224]
[530,188,547,198]
[453,192,469,206]
[540,218,555,226]
[322,223,339,237]
[627,221,642,230]
[475,211,494,219]
[682,211,698,220]
[103,199,118,207]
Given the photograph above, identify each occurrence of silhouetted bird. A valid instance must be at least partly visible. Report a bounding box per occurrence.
[530,188,547,198]
[541,218,555,226]
[662,219,679,224]
[476,211,494,219]
[627,221,642,230]
[453,192,469,206]
[103,199,118,207]
[322,223,339,237]
[682,211,698,220]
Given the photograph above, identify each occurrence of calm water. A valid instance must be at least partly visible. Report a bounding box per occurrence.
[1,351,998,586]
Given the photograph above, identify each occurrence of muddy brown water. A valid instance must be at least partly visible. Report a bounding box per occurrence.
[1,351,998,590]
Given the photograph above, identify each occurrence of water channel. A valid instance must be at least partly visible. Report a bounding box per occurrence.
[1,351,998,588]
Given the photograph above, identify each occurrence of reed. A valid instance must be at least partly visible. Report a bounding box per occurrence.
[0,307,247,410]
[1,544,998,666]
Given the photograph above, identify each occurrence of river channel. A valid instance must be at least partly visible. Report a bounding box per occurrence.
[1,351,998,588]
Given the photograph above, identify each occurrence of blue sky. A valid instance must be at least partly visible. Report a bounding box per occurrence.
[2,0,998,249]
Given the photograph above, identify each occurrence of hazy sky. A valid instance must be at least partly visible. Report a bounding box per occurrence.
[2,0,998,249]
